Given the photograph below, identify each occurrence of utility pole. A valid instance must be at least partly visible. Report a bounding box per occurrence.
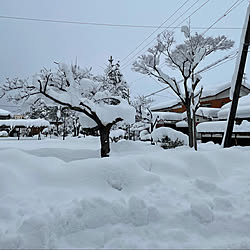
[223,3,250,148]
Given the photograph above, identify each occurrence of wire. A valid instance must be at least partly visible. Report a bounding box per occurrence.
[201,0,246,35]
[0,15,246,30]
[120,0,191,63]
[121,0,211,70]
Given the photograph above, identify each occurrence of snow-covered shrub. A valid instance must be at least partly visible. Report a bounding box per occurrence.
[139,130,151,141]
[0,131,8,137]
[110,129,126,143]
[151,127,188,149]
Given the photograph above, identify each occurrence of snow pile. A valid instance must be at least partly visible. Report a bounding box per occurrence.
[151,127,188,145]
[197,120,250,133]
[139,130,151,141]
[1,138,250,248]
[0,119,50,128]
[218,93,250,119]
[0,131,8,137]
[110,129,126,139]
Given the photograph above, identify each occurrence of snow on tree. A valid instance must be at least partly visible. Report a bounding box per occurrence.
[133,27,234,149]
[1,58,135,157]
[131,95,154,122]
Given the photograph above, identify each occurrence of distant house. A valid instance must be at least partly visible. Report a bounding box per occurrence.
[0,109,11,120]
[197,94,250,146]
[197,120,250,146]
[218,93,250,123]
[0,119,50,139]
[151,82,250,113]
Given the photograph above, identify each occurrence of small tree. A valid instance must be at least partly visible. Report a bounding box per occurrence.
[1,58,135,157]
[133,26,234,150]
[131,95,154,122]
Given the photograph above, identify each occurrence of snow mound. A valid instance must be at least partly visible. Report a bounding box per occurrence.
[1,138,250,248]
[151,127,188,145]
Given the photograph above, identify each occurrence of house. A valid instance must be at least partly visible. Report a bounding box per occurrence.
[0,108,12,120]
[218,93,250,123]
[0,119,50,139]
[197,120,250,146]
[196,94,250,146]
[151,82,250,113]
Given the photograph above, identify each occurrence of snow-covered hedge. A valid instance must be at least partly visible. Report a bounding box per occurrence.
[151,127,188,149]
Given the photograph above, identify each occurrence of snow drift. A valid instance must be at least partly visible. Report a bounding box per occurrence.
[0,138,250,249]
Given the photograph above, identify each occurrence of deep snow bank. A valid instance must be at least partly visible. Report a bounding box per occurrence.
[0,138,250,249]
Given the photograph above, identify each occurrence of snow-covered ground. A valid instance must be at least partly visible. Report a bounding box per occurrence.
[0,137,250,249]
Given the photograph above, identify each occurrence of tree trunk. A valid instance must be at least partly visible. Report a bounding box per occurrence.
[186,105,194,148]
[192,110,197,150]
[99,126,111,157]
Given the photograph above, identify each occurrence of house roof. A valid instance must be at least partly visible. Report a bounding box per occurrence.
[151,82,250,111]
[151,99,180,111]
[197,120,250,133]
[202,82,250,99]
[218,93,250,119]
[153,112,183,121]
[0,109,11,116]
[0,119,50,128]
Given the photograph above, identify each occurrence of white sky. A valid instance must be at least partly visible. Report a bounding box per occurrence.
[0,0,249,112]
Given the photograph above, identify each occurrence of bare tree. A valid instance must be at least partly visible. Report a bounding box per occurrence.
[133,26,234,149]
[1,59,135,157]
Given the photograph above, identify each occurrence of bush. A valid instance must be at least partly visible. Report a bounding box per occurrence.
[151,127,187,149]
[160,136,184,149]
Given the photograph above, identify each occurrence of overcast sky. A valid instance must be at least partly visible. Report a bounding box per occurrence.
[0,0,249,112]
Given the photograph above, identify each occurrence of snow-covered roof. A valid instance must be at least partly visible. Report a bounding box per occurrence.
[151,99,180,111]
[196,107,220,118]
[182,107,220,119]
[0,119,50,128]
[197,120,250,133]
[151,82,250,111]
[176,120,188,127]
[202,82,250,99]
[218,93,250,119]
[153,111,183,121]
[0,109,11,116]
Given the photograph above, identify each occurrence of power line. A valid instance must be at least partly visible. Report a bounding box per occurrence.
[121,0,212,70]
[121,0,204,68]
[201,0,246,35]
[121,0,246,71]
[120,0,191,63]
[0,15,246,30]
